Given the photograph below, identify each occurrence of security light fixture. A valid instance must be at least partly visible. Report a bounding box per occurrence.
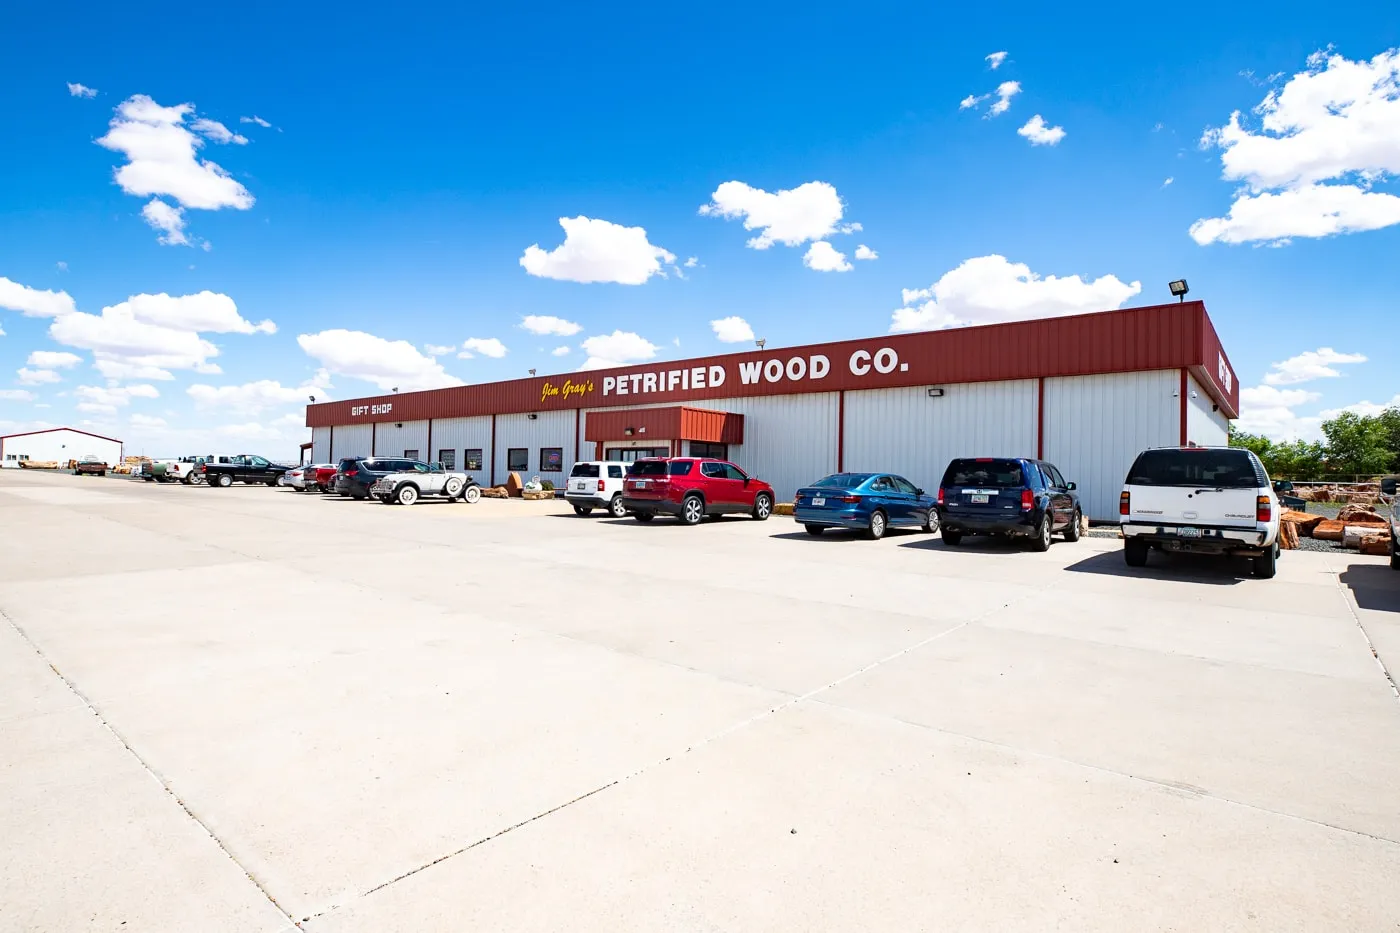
[927,387,945,398]
[1168,279,1189,301]
[527,412,538,421]
[755,338,766,350]
[308,395,316,403]
[529,369,536,376]
[395,422,403,428]
[392,386,399,393]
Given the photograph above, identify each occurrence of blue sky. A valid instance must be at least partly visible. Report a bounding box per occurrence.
[2,3,1398,456]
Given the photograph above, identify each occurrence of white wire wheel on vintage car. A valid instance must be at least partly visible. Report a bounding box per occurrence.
[394,484,420,506]
[462,483,482,504]
[443,476,464,497]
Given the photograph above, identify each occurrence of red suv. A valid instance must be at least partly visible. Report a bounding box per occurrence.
[621,457,775,525]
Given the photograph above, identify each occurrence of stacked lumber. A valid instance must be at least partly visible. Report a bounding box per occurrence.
[19,460,59,469]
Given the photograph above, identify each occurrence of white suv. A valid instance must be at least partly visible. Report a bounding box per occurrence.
[566,461,631,517]
[1120,446,1281,578]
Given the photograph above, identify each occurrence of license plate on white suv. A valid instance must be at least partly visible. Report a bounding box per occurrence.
[1178,526,1202,538]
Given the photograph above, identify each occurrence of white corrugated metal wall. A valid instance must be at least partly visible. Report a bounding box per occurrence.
[372,420,430,459]
[430,416,493,478]
[843,380,1038,493]
[311,426,331,464]
[493,410,578,485]
[329,424,372,462]
[1,429,122,466]
[704,393,839,501]
[1186,373,1229,447]
[1043,370,1179,521]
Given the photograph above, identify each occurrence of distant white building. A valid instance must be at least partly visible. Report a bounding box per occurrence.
[0,427,124,468]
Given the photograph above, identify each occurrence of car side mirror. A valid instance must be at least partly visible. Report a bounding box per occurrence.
[1066,481,1077,490]
[1382,477,1398,496]
[915,487,924,496]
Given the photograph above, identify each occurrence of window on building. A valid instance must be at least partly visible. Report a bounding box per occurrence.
[540,448,563,472]
[606,447,668,462]
[690,441,727,460]
[403,449,419,460]
[464,449,483,471]
[507,448,528,472]
[437,449,455,470]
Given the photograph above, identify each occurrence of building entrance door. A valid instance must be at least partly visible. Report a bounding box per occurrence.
[606,447,670,463]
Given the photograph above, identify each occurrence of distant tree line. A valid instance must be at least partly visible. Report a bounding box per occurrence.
[1229,406,1400,480]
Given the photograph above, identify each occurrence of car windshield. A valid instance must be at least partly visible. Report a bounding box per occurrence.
[944,459,1024,487]
[1127,449,1261,488]
[810,473,874,489]
[571,464,600,478]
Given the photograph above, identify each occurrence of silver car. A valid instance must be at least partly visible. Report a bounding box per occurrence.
[371,463,481,505]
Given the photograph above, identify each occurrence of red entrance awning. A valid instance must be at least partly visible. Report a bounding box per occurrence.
[585,406,744,444]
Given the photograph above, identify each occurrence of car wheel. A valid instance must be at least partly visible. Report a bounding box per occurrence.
[804,524,824,536]
[680,495,705,526]
[633,511,655,523]
[1124,538,1149,567]
[609,495,627,518]
[462,484,481,504]
[378,494,393,505]
[942,527,962,546]
[1253,544,1277,579]
[444,477,464,497]
[921,509,939,534]
[867,510,887,540]
[573,504,592,516]
[1063,509,1082,542]
[99,471,106,477]
[73,470,80,475]
[752,492,773,521]
[216,473,233,488]
[1029,514,1052,552]
[395,485,419,506]
[351,490,367,501]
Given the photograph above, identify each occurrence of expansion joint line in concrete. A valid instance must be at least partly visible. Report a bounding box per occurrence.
[0,606,305,932]
[302,589,1039,924]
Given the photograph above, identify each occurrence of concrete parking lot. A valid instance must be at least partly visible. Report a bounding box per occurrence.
[2,467,1399,932]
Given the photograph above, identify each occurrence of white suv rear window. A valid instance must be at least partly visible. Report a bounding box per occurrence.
[571,463,600,478]
[1127,449,1262,488]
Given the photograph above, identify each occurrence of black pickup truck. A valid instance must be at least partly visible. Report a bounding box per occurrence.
[202,454,296,488]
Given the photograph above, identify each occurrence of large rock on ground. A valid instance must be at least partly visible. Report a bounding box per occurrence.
[1359,533,1393,556]
[1338,504,1384,523]
[1279,521,1300,550]
[1281,511,1324,535]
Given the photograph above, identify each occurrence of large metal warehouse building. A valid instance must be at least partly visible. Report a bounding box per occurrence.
[0,427,124,468]
[306,301,1238,521]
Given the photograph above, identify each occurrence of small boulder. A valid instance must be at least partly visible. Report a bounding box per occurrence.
[1359,533,1393,557]
[1278,521,1299,550]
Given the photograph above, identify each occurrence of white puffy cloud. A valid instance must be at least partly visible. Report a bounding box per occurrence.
[142,198,191,247]
[520,314,582,336]
[26,351,82,369]
[73,383,160,414]
[459,337,508,359]
[96,95,254,244]
[1321,393,1400,418]
[989,81,1021,117]
[578,331,660,371]
[129,413,168,429]
[520,216,677,285]
[710,316,755,343]
[423,343,456,356]
[684,257,698,268]
[93,359,178,381]
[187,376,329,415]
[803,241,853,272]
[297,329,463,392]
[1236,384,1323,441]
[240,116,272,128]
[986,51,1008,69]
[108,291,275,334]
[551,346,571,357]
[17,368,61,386]
[51,311,219,376]
[1018,114,1066,146]
[0,390,35,401]
[1194,49,1400,245]
[0,276,77,317]
[854,244,878,260]
[190,118,247,145]
[960,93,988,110]
[68,83,98,98]
[1188,184,1400,245]
[1262,347,1368,385]
[700,180,855,249]
[891,255,1142,332]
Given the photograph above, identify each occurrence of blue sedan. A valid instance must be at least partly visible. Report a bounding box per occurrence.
[792,472,939,539]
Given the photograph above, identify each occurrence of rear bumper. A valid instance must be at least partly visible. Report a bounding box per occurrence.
[793,506,866,528]
[1121,522,1270,555]
[566,493,612,509]
[941,509,1040,535]
[621,497,681,516]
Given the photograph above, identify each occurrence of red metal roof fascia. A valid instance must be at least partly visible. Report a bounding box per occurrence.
[679,407,745,444]
[584,407,683,442]
[1191,311,1240,418]
[0,426,125,444]
[305,302,1228,427]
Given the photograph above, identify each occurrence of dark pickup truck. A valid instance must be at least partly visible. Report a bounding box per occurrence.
[202,454,296,488]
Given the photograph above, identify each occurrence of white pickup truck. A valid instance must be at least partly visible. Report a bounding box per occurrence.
[144,456,205,484]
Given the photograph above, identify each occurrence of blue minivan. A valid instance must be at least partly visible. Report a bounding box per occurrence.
[936,457,1082,550]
